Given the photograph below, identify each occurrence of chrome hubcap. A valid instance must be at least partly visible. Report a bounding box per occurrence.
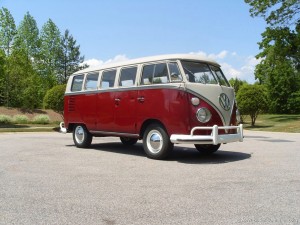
[75,126,84,144]
[147,130,163,154]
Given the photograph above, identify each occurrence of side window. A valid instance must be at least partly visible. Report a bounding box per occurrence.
[119,67,137,87]
[141,63,169,85]
[71,75,84,92]
[168,62,182,82]
[101,70,116,89]
[85,72,99,90]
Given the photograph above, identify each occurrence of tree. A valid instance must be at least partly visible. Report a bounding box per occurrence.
[228,77,248,94]
[0,7,16,56]
[0,7,17,107]
[58,29,85,84]
[6,48,42,109]
[245,0,300,27]
[245,0,300,114]
[255,25,300,113]
[0,49,5,105]
[13,12,40,61]
[38,19,62,90]
[236,84,268,126]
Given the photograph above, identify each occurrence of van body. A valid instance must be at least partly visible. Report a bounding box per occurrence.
[60,54,243,159]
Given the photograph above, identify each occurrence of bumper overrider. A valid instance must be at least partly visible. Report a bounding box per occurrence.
[170,124,243,145]
[60,122,67,134]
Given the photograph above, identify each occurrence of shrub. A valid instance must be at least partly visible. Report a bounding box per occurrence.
[32,115,50,124]
[236,84,268,126]
[13,115,29,124]
[0,115,12,124]
[43,84,66,114]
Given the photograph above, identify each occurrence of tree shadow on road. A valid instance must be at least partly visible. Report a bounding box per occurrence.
[78,141,251,164]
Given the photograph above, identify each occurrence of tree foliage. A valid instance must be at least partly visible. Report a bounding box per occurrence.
[236,84,268,126]
[59,29,85,84]
[14,12,40,60]
[0,8,86,109]
[228,77,248,94]
[245,0,300,114]
[245,0,300,27]
[0,7,16,56]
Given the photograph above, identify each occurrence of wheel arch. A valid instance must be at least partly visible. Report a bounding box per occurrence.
[139,119,169,138]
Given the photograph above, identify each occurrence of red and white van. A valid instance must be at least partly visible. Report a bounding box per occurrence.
[60,54,243,159]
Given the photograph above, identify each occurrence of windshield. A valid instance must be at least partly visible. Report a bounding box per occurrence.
[181,60,229,87]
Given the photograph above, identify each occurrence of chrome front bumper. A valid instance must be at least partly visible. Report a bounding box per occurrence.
[59,122,67,134]
[170,124,243,145]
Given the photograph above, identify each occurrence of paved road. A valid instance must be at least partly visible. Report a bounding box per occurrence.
[0,131,299,225]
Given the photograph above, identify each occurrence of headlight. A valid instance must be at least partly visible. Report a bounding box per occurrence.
[196,107,211,123]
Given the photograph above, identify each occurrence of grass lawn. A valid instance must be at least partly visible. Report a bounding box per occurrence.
[243,114,300,133]
[0,124,60,133]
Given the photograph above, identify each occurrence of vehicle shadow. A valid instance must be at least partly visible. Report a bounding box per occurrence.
[80,142,251,164]
[170,146,251,164]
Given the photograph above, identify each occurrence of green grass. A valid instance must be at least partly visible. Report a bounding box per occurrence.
[0,123,60,133]
[243,114,300,133]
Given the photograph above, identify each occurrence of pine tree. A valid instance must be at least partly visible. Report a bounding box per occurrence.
[59,29,85,84]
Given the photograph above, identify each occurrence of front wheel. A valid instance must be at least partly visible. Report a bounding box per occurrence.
[143,123,173,160]
[73,124,93,148]
[195,144,221,155]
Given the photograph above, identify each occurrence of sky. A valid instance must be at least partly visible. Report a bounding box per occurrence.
[1,0,267,83]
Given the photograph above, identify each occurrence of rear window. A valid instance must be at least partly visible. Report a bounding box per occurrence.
[71,75,84,92]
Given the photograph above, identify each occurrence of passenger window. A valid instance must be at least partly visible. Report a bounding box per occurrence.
[119,67,137,87]
[71,75,84,92]
[101,70,116,88]
[141,63,169,85]
[168,62,182,82]
[85,72,99,90]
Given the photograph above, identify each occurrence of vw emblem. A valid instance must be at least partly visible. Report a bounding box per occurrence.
[219,93,230,111]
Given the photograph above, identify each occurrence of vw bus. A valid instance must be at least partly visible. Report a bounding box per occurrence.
[60,54,243,159]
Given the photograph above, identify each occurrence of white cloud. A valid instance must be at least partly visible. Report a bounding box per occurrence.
[83,54,129,69]
[190,50,228,60]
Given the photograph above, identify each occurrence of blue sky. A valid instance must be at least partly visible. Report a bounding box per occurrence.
[1,0,266,83]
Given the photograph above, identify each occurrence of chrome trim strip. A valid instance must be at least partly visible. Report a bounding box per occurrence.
[90,130,140,138]
[65,83,184,96]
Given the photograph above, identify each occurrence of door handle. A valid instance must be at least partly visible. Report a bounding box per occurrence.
[115,98,121,105]
[137,96,145,103]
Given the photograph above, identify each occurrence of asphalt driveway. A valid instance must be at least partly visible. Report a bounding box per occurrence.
[0,131,299,225]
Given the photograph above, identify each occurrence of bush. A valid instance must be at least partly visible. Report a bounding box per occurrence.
[13,115,29,124]
[236,84,268,126]
[0,115,12,124]
[43,84,66,114]
[32,115,50,124]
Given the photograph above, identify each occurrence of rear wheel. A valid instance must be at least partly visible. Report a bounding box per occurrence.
[73,124,93,148]
[120,137,138,145]
[195,144,221,155]
[143,123,173,160]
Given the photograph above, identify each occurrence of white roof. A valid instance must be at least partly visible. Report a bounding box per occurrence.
[75,54,220,74]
